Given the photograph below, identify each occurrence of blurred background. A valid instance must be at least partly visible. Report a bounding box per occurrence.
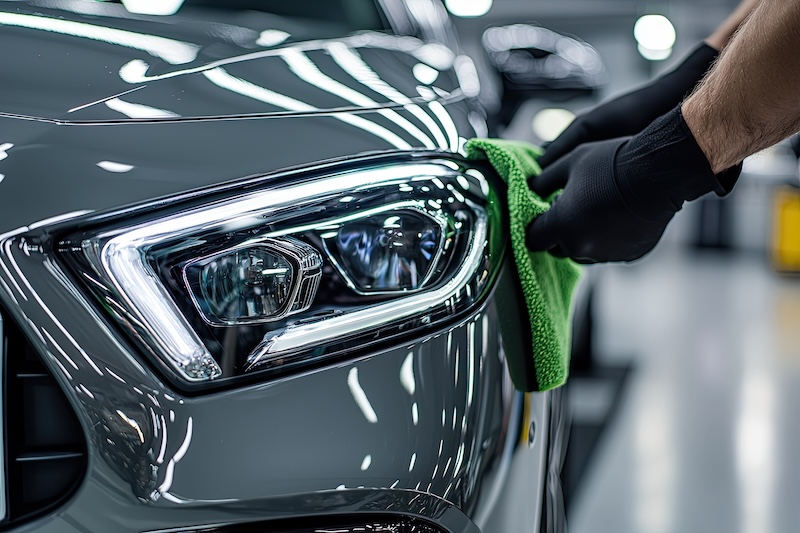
[445,0,800,532]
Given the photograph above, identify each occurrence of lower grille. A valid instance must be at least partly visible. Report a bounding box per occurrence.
[1,308,87,525]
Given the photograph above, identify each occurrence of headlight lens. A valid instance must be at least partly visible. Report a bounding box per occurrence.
[183,236,323,326]
[322,206,447,294]
[60,157,503,388]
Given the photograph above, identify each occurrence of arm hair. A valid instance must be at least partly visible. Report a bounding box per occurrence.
[683,0,800,173]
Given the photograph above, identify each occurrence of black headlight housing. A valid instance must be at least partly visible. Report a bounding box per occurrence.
[58,154,505,391]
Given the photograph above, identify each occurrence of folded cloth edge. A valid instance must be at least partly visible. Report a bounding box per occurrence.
[465,138,583,391]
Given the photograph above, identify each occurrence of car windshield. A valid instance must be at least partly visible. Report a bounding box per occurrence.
[104,0,390,36]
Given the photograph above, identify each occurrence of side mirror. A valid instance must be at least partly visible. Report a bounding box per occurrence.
[482,24,606,127]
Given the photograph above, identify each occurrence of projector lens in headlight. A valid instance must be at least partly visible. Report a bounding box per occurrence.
[195,248,295,322]
[184,237,322,326]
[323,208,446,293]
[59,157,503,388]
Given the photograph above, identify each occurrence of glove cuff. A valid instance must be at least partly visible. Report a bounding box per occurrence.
[615,106,741,220]
[643,42,718,110]
[673,43,719,90]
[675,108,742,196]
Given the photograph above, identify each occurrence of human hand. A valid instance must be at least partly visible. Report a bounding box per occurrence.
[538,43,718,168]
[527,107,740,263]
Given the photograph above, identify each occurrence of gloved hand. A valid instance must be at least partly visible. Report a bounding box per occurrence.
[538,43,718,168]
[526,107,741,263]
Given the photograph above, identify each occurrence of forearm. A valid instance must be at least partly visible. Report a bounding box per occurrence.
[705,0,760,50]
[683,0,800,173]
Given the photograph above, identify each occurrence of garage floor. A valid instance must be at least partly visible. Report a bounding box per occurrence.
[568,244,800,533]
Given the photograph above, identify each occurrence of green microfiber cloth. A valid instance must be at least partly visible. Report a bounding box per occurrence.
[466,138,582,391]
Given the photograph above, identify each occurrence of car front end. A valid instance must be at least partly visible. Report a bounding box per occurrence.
[0,1,561,531]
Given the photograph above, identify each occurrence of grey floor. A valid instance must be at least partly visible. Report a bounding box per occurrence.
[569,244,800,533]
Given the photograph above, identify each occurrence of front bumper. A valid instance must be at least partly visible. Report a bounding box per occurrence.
[0,211,550,533]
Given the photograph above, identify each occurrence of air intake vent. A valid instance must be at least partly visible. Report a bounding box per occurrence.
[1,309,87,525]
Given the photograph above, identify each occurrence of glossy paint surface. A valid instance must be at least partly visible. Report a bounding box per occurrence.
[0,232,547,532]
[0,1,458,120]
[0,1,482,235]
[0,2,544,531]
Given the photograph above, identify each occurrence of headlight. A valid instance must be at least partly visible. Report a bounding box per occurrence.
[59,156,504,389]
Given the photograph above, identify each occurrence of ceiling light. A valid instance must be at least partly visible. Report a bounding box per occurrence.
[638,44,673,61]
[634,15,676,51]
[532,108,576,142]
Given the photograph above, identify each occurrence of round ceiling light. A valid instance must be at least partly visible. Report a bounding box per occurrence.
[532,108,576,142]
[638,44,673,61]
[634,15,676,51]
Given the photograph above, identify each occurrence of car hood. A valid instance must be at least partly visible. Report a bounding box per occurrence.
[0,1,483,235]
[0,1,464,122]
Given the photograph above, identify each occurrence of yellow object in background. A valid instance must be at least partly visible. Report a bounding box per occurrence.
[773,187,800,271]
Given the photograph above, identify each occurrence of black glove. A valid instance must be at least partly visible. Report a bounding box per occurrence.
[538,43,718,168]
[526,107,741,263]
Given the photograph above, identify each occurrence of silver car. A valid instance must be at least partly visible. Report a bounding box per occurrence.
[0,1,566,531]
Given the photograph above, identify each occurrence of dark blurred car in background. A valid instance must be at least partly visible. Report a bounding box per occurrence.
[0,1,570,531]
[481,23,605,126]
